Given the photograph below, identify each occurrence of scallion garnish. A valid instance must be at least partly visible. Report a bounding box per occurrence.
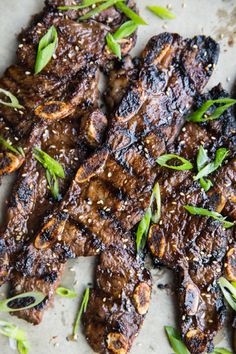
[184,206,234,229]
[156,154,193,171]
[56,287,77,299]
[136,207,152,253]
[0,291,45,312]
[150,181,161,223]
[33,147,65,200]
[187,98,236,123]
[196,145,211,190]
[113,20,138,40]
[106,33,121,59]
[116,2,147,25]
[106,20,137,59]
[147,6,176,20]
[218,277,236,311]
[79,0,124,20]
[58,0,105,10]
[0,320,30,354]
[213,348,233,354]
[136,182,161,252]
[165,326,190,354]
[73,288,90,338]
[195,146,228,192]
[0,88,24,109]
[35,25,58,75]
[194,147,228,182]
[0,136,25,157]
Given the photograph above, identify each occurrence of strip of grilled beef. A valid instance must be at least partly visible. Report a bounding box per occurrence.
[148,85,236,353]
[0,0,137,176]
[0,0,140,284]
[9,33,220,354]
[0,0,138,328]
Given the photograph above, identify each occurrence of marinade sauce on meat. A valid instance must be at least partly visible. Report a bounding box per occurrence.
[10,32,219,353]
[148,85,236,353]
[0,0,138,327]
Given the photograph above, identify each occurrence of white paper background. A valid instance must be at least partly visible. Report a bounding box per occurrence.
[0,0,236,353]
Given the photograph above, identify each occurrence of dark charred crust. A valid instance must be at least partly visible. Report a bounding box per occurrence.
[0,2,224,351]
[117,90,141,118]
[149,84,236,353]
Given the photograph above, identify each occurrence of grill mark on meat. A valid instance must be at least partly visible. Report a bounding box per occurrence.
[0,0,139,327]
[8,32,220,353]
[148,85,236,353]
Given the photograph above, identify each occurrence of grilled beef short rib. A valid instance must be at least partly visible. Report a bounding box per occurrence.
[9,33,219,353]
[0,0,138,327]
[148,85,236,353]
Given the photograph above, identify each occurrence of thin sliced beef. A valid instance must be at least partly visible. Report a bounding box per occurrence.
[0,0,138,320]
[16,33,219,276]
[0,0,137,175]
[10,33,219,354]
[148,86,236,353]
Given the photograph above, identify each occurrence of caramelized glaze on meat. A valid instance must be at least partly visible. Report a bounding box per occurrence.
[148,85,236,353]
[8,32,220,354]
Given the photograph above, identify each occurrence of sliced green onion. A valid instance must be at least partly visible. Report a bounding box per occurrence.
[33,147,65,200]
[136,182,161,252]
[73,288,90,337]
[147,6,176,20]
[113,20,138,41]
[0,136,25,156]
[199,177,213,192]
[196,145,209,171]
[165,326,190,354]
[79,0,124,20]
[187,98,236,123]
[35,25,58,75]
[150,182,161,223]
[218,277,236,312]
[0,291,45,312]
[33,147,64,178]
[116,2,147,25]
[58,0,105,10]
[194,148,229,181]
[213,348,233,354]
[0,320,30,354]
[156,154,193,171]
[196,146,211,191]
[106,33,121,59]
[0,88,24,109]
[136,207,152,253]
[184,206,234,229]
[56,287,78,299]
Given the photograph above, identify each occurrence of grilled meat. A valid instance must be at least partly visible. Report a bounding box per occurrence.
[0,0,138,322]
[83,245,152,354]
[0,0,138,175]
[9,33,219,354]
[148,85,236,353]
[104,55,140,112]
